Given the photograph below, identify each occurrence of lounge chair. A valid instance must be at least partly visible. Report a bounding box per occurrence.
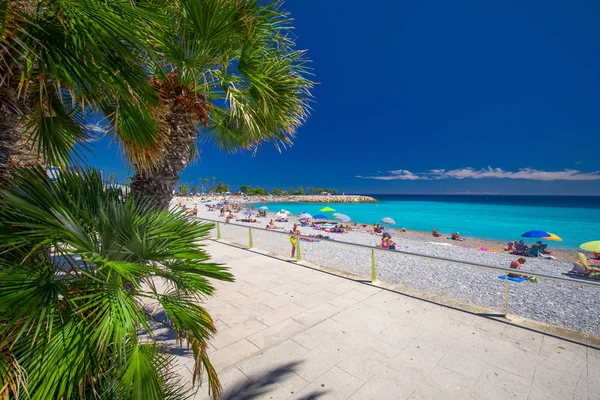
[570,252,600,276]
[528,247,540,257]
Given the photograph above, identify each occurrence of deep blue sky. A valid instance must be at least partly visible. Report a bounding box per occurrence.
[86,0,600,195]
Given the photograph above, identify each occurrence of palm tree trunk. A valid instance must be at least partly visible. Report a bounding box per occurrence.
[131,102,200,209]
[0,75,27,184]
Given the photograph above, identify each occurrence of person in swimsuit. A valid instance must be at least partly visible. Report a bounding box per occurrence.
[289,223,300,257]
[508,258,526,278]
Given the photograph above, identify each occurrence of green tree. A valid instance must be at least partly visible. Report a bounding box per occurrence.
[0,167,232,399]
[129,2,313,208]
[191,186,198,194]
[179,184,189,195]
[297,186,305,195]
[289,187,296,195]
[332,188,338,195]
[108,173,116,184]
[0,0,162,182]
[307,186,315,194]
[215,182,229,193]
[240,185,252,194]
[323,188,331,194]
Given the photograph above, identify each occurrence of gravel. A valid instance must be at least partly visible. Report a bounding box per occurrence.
[191,204,600,336]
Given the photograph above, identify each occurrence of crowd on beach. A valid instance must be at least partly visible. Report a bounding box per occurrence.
[173,196,599,282]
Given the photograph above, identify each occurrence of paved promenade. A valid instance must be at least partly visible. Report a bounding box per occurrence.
[173,241,599,400]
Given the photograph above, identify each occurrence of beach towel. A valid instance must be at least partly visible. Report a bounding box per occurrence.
[300,238,320,243]
[498,275,527,283]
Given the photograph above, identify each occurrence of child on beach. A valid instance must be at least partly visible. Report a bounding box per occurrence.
[290,223,301,258]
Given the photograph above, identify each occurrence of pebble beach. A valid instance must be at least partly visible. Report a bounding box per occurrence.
[182,199,600,336]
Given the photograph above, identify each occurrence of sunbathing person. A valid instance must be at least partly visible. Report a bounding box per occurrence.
[387,237,397,250]
[266,220,282,229]
[380,235,389,248]
[451,232,463,241]
[432,228,441,237]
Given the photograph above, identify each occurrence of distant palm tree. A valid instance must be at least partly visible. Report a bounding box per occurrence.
[108,173,116,183]
[129,1,313,208]
[0,167,233,399]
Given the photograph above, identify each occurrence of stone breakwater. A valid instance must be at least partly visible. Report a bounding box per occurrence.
[251,195,377,203]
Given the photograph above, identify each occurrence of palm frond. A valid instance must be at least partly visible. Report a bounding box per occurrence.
[0,166,232,399]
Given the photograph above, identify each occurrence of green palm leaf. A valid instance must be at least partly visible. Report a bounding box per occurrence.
[0,167,232,399]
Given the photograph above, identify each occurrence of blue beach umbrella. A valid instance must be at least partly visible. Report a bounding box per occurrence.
[313,214,327,219]
[521,230,551,238]
[380,217,395,225]
[299,212,313,219]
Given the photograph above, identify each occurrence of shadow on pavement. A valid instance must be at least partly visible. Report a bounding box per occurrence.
[222,361,327,400]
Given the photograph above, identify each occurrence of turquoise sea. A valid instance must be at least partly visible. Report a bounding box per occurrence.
[256,195,600,249]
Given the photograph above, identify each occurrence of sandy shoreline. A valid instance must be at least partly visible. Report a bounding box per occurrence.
[178,198,600,336]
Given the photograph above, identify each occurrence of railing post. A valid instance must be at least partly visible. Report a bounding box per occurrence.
[504,273,509,319]
[216,222,221,240]
[371,249,376,283]
[248,227,253,248]
[296,236,301,262]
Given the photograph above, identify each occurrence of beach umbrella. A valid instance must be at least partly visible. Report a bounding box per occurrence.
[243,211,256,216]
[380,217,395,225]
[335,214,351,222]
[299,212,313,219]
[543,232,562,241]
[521,230,551,238]
[580,241,600,252]
[313,214,327,219]
[320,207,336,212]
[259,206,268,210]
[276,212,287,219]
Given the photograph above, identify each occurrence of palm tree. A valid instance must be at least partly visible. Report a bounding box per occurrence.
[0,0,162,183]
[108,173,116,184]
[0,167,233,399]
[129,1,313,208]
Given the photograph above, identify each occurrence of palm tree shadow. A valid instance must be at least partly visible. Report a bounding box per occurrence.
[222,361,327,400]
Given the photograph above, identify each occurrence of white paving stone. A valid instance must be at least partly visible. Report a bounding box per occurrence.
[166,241,600,400]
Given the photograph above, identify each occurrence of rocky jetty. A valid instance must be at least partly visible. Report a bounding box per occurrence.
[253,195,377,203]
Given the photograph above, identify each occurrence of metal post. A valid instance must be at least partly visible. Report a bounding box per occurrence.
[216,222,221,240]
[371,249,376,283]
[296,236,301,262]
[248,228,253,248]
[504,273,509,318]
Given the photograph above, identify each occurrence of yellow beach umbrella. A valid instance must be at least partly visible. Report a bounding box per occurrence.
[320,207,335,212]
[580,241,600,252]
[543,233,562,241]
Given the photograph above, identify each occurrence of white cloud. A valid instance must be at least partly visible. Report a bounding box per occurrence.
[357,167,600,181]
[83,123,110,142]
[357,170,427,181]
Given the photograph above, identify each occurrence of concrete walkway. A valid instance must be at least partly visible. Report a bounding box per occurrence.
[175,241,599,400]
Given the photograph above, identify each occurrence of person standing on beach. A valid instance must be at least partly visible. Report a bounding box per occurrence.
[290,223,301,258]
